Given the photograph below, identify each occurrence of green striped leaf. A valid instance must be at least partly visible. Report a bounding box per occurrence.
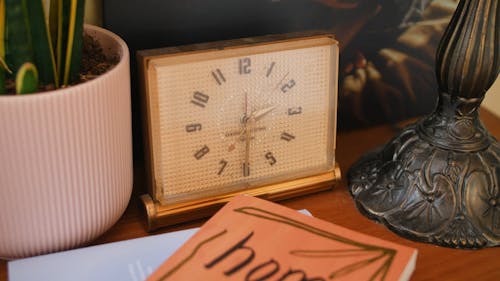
[49,0,59,54]
[55,0,67,84]
[5,0,34,77]
[25,0,58,87]
[0,0,5,94]
[62,0,85,86]
[15,62,38,94]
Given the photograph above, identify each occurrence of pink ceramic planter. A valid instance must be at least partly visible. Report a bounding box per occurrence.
[0,25,133,259]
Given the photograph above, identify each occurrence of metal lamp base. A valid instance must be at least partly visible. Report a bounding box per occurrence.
[348,0,499,249]
[348,94,500,249]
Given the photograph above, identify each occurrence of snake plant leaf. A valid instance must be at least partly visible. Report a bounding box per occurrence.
[4,0,34,77]
[54,0,65,81]
[62,0,85,86]
[0,57,10,73]
[25,0,58,87]
[15,62,39,94]
[49,0,59,55]
[51,0,85,87]
[0,0,5,94]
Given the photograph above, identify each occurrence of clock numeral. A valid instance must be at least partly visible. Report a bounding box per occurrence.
[266,62,275,78]
[281,132,295,142]
[218,159,228,175]
[194,145,210,160]
[191,91,209,108]
[281,79,296,93]
[265,152,277,166]
[211,68,226,85]
[243,162,250,177]
[186,123,202,132]
[287,106,302,115]
[239,58,251,74]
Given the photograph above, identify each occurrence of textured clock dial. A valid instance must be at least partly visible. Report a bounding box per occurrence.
[148,41,338,204]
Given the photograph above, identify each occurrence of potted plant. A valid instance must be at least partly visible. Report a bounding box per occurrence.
[0,0,133,259]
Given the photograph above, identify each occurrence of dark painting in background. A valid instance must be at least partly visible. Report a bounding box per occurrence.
[102,0,458,165]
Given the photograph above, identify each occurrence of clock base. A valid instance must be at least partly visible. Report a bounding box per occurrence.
[141,163,341,231]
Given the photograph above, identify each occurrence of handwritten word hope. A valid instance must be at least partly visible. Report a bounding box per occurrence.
[205,231,325,281]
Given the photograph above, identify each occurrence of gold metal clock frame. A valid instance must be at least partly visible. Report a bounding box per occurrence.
[138,33,341,231]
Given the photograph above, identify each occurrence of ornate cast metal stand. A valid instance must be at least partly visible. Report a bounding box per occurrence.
[348,0,499,249]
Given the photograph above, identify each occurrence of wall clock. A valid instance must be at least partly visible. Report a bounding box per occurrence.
[138,32,340,230]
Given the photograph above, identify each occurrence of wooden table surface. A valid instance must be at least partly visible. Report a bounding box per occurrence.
[2,108,499,281]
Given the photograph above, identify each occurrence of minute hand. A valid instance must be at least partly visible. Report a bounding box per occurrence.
[251,105,276,121]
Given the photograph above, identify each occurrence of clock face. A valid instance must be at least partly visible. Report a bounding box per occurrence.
[147,38,338,204]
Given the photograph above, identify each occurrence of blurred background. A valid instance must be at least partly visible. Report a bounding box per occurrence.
[85,0,500,121]
[83,0,499,168]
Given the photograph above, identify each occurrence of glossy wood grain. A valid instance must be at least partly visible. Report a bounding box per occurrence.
[2,108,499,281]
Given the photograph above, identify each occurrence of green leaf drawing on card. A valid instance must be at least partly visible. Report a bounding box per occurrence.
[235,207,398,281]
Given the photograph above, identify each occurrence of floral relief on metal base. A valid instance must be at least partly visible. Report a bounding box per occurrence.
[348,0,499,249]
[348,93,500,249]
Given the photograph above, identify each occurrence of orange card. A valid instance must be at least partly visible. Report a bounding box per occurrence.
[148,195,417,281]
